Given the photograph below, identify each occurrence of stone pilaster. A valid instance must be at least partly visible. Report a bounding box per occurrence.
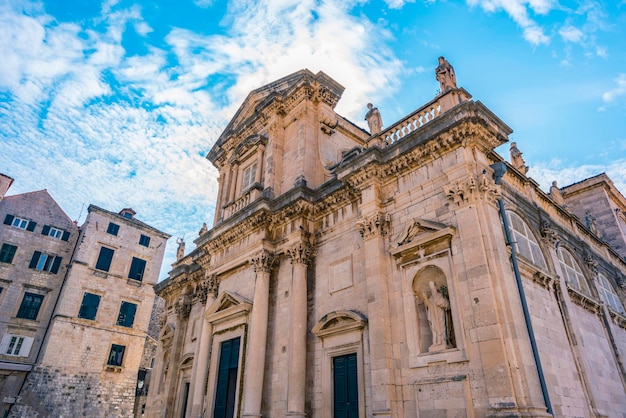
[165,293,192,417]
[242,250,277,418]
[286,241,314,417]
[357,212,394,417]
[190,273,219,418]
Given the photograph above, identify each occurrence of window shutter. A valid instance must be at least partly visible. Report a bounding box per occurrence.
[0,334,11,354]
[3,215,14,225]
[61,231,70,241]
[123,303,137,327]
[18,337,34,357]
[51,256,62,274]
[26,221,37,232]
[6,245,17,263]
[42,225,50,236]
[29,251,41,269]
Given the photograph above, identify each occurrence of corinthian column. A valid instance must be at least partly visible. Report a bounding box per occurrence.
[242,250,277,418]
[189,272,219,418]
[286,241,314,418]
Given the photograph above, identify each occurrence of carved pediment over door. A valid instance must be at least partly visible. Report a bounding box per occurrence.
[205,291,252,327]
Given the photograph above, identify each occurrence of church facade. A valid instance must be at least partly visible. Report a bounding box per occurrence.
[146,61,626,417]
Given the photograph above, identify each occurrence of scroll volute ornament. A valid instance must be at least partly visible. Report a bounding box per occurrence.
[356,212,391,240]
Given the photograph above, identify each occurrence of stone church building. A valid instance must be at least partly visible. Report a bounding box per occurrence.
[146,59,626,417]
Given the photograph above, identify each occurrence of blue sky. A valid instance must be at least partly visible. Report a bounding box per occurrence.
[1,0,625,280]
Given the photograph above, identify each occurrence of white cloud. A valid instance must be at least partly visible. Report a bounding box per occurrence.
[559,25,584,43]
[531,159,626,196]
[602,74,626,103]
[467,0,552,45]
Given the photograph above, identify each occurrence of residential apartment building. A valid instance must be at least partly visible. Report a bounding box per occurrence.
[146,61,626,417]
[0,173,79,417]
[0,176,170,417]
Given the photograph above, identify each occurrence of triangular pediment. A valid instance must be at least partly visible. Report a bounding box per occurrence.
[211,70,344,152]
[205,291,252,324]
[312,310,367,338]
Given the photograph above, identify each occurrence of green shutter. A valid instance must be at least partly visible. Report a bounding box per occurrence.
[51,256,62,274]
[3,215,14,225]
[42,225,50,235]
[333,353,358,418]
[95,247,114,272]
[29,251,41,269]
[26,221,37,232]
[61,231,70,241]
[214,337,240,418]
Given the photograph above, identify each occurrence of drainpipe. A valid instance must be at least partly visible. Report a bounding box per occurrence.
[490,162,553,415]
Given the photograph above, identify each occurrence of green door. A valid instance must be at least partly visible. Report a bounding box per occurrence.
[214,337,240,418]
[333,353,358,418]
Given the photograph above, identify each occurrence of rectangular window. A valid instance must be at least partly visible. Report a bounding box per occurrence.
[3,214,36,231]
[28,251,62,273]
[0,334,34,357]
[41,225,68,240]
[107,344,125,367]
[16,292,44,320]
[128,257,146,281]
[95,247,114,272]
[0,243,17,264]
[214,337,240,418]
[117,301,138,327]
[241,161,258,191]
[107,222,120,236]
[78,292,101,320]
[139,234,150,247]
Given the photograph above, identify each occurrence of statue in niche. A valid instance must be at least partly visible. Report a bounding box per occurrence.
[509,142,528,174]
[176,238,185,260]
[418,280,453,352]
[435,56,457,93]
[365,103,383,135]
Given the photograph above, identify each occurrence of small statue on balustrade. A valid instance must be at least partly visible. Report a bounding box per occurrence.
[176,237,185,260]
[435,56,457,93]
[365,103,383,135]
[510,142,528,175]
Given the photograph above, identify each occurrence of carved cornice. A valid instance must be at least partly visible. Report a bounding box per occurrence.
[356,212,391,240]
[313,186,361,217]
[206,211,271,253]
[609,310,626,329]
[251,250,277,273]
[584,251,599,273]
[567,285,602,314]
[344,165,383,189]
[287,241,315,266]
[532,271,555,290]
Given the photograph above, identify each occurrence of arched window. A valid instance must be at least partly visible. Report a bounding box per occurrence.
[557,248,590,294]
[506,211,547,269]
[597,273,625,314]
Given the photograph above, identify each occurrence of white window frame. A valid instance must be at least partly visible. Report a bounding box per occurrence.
[12,217,29,230]
[506,211,547,270]
[47,227,63,239]
[35,253,59,272]
[597,273,625,314]
[240,160,258,192]
[0,334,34,357]
[557,248,589,294]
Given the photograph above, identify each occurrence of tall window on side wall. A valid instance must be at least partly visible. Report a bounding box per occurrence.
[107,344,125,367]
[96,247,114,272]
[557,248,590,294]
[214,337,241,418]
[506,211,547,269]
[128,257,146,281]
[597,273,625,314]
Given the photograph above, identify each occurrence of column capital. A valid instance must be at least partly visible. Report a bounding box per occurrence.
[175,295,192,319]
[287,242,314,266]
[251,250,278,273]
[357,212,391,240]
[198,274,219,305]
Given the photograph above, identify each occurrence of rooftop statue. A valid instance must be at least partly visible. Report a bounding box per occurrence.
[435,56,457,93]
[364,103,383,135]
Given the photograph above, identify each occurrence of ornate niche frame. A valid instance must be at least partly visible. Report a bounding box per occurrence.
[311,310,367,418]
[203,291,252,418]
[390,218,466,368]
